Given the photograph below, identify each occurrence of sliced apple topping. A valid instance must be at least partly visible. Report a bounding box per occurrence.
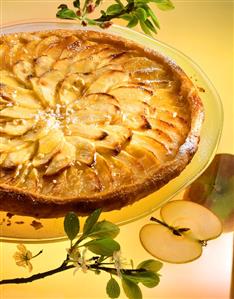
[109,85,153,104]
[67,123,107,140]
[66,136,95,165]
[0,70,24,89]
[2,143,35,168]
[124,57,163,72]
[13,60,33,86]
[33,128,64,167]
[140,201,222,263]
[59,74,85,105]
[0,83,41,109]
[95,125,132,155]
[45,141,76,176]
[35,35,62,59]
[125,144,159,171]
[34,55,55,77]
[0,119,34,136]
[87,70,129,94]
[30,70,64,107]
[94,154,113,191]
[106,156,134,186]
[0,106,36,119]
[115,151,145,179]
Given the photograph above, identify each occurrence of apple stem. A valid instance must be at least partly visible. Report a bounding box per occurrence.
[150,217,170,228]
[150,217,190,237]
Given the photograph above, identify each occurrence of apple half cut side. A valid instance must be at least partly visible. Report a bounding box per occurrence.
[139,200,222,263]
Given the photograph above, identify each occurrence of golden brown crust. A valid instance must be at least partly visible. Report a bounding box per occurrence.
[0,29,204,218]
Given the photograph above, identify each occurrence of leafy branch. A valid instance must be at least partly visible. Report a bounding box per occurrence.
[0,209,163,299]
[56,0,174,35]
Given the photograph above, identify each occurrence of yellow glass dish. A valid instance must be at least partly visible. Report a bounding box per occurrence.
[0,21,223,242]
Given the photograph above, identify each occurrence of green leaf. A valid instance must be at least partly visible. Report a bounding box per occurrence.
[139,20,152,35]
[137,259,163,273]
[85,238,120,256]
[106,4,123,15]
[123,271,160,288]
[56,8,78,20]
[64,212,80,241]
[122,278,142,299]
[89,220,120,239]
[145,19,157,33]
[135,8,147,21]
[120,14,133,21]
[127,15,138,28]
[106,277,121,299]
[147,7,160,28]
[83,208,102,236]
[58,4,68,9]
[150,0,174,11]
[73,0,80,8]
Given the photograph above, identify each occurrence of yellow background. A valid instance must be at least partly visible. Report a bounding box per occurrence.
[0,1,233,298]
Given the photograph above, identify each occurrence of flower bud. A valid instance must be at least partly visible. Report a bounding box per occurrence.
[81,20,88,26]
[100,21,113,29]
[87,3,95,13]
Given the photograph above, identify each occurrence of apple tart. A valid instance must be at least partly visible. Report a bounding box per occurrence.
[0,30,204,218]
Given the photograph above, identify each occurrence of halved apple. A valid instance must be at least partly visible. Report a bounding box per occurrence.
[140,224,202,263]
[140,200,222,263]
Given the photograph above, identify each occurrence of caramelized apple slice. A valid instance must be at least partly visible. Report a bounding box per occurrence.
[30,70,64,107]
[0,84,41,109]
[34,55,55,77]
[35,35,63,59]
[66,136,95,165]
[69,55,100,74]
[115,151,145,179]
[0,106,36,119]
[87,70,129,94]
[131,134,169,161]
[33,128,64,167]
[0,119,34,136]
[94,154,113,191]
[67,123,107,140]
[45,141,76,176]
[74,110,113,125]
[13,60,33,86]
[77,166,102,194]
[59,73,85,105]
[78,93,119,109]
[109,85,153,104]
[2,143,35,168]
[0,70,24,88]
[95,125,132,155]
[123,57,163,72]
[122,113,151,130]
[106,156,134,186]
[125,144,159,170]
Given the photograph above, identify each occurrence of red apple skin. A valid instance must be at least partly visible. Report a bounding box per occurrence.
[184,154,234,232]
